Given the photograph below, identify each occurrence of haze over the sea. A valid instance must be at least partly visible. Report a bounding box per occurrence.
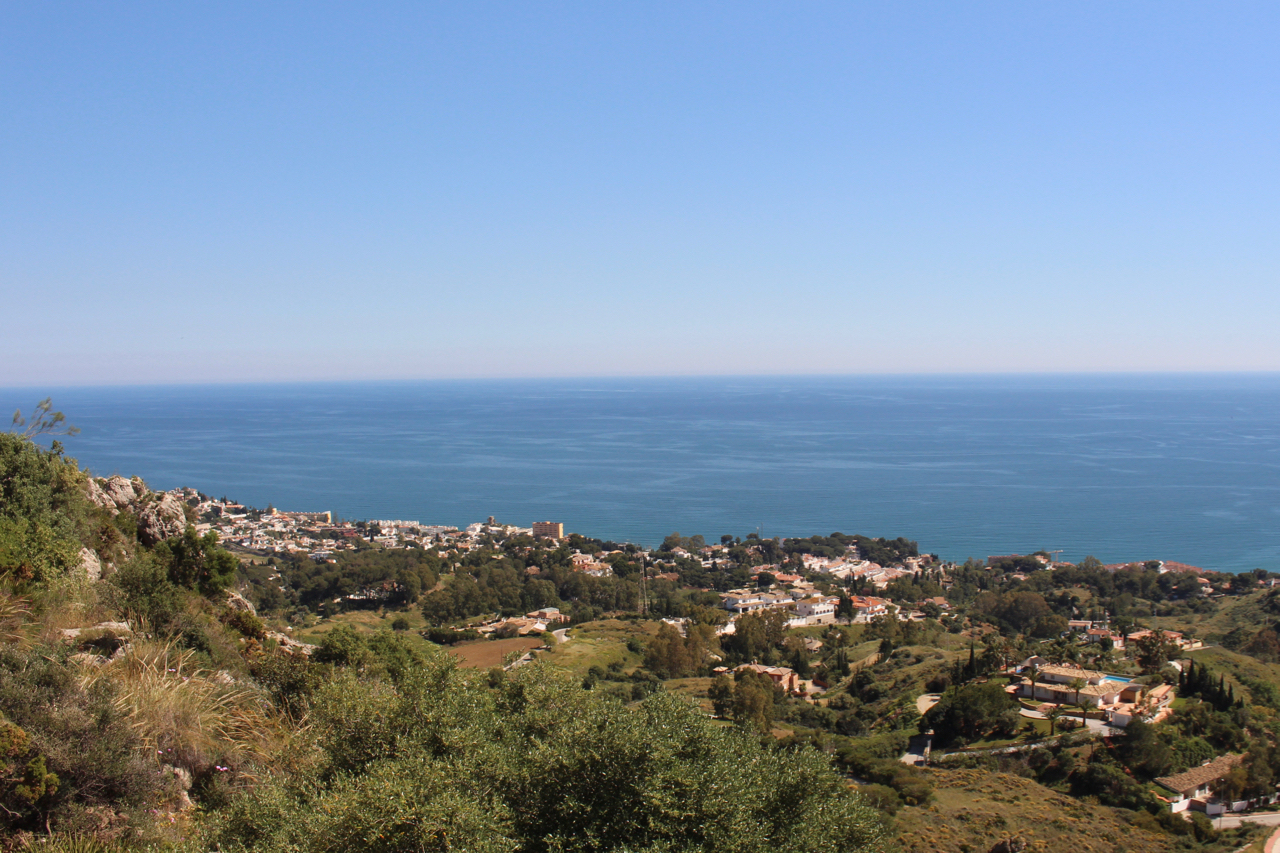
[7,373,1278,573]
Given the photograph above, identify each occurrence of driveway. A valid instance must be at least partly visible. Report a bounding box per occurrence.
[916,693,940,715]
[900,733,932,766]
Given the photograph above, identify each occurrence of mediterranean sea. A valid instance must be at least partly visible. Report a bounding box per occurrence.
[5,374,1279,572]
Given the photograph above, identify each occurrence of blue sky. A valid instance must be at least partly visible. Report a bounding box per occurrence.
[3,3,1278,385]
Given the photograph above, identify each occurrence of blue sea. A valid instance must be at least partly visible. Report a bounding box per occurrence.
[4,374,1280,572]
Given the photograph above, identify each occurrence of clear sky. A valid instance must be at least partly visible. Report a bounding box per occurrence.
[3,3,1278,385]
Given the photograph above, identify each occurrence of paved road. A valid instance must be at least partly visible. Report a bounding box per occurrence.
[552,628,568,643]
[1215,812,1280,829]
[916,693,940,715]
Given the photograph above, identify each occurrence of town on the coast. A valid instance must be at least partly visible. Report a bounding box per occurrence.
[11,447,1280,853]
[169,482,1280,838]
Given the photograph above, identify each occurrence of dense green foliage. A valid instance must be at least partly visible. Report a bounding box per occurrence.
[922,682,1019,746]
[0,433,91,582]
[201,659,889,853]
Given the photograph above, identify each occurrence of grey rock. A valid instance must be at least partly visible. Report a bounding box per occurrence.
[102,475,141,511]
[162,764,195,811]
[226,590,257,616]
[266,630,318,655]
[84,477,112,510]
[79,547,102,581]
[137,492,187,546]
[60,621,131,642]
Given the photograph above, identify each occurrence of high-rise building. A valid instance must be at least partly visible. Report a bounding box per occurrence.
[532,521,564,539]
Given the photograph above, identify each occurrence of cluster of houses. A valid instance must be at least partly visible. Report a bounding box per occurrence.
[800,555,924,588]
[1058,620,1203,653]
[187,491,521,560]
[194,497,626,573]
[718,587,900,628]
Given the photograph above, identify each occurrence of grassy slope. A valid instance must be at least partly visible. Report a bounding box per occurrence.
[536,618,654,673]
[1187,644,1280,705]
[1150,591,1274,641]
[293,607,442,655]
[893,768,1179,853]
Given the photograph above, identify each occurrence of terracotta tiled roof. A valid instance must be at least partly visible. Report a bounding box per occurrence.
[1156,754,1242,795]
[1039,664,1107,681]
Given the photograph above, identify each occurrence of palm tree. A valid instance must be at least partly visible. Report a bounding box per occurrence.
[1069,676,1088,725]
[1045,706,1063,736]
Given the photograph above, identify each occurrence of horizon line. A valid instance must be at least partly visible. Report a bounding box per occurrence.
[4,367,1280,392]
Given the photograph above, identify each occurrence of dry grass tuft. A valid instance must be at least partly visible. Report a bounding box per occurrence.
[77,639,282,773]
[0,591,32,646]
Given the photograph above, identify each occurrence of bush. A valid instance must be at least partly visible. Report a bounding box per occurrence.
[313,625,367,667]
[422,627,482,645]
[250,654,324,721]
[200,662,892,853]
[855,783,902,815]
[107,553,181,628]
[222,608,266,640]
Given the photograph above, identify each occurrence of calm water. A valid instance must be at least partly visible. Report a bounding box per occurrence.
[4,375,1280,572]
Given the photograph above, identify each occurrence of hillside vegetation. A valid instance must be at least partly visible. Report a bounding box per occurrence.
[0,422,889,851]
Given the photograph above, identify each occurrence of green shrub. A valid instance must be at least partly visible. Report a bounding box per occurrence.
[222,608,266,640]
[200,661,891,853]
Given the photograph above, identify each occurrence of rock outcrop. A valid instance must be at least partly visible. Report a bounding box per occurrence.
[84,476,111,510]
[136,492,187,546]
[102,475,144,511]
[78,547,102,581]
[87,474,189,548]
[266,630,317,656]
[60,621,132,642]
[161,765,195,812]
[226,590,257,616]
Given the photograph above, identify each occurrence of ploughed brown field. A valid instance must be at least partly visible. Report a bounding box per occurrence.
[448,636,544,669]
